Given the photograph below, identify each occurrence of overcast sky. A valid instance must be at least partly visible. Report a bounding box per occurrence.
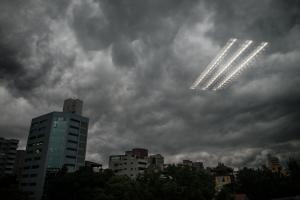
[1,0,300,168]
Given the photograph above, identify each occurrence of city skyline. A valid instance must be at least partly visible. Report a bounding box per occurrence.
[1,0,300,169]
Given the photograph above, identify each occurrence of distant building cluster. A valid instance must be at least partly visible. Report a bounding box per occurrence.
[0,98,289,200]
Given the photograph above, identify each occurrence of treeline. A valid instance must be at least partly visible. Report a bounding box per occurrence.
[44,165,215,200]
[216,158,300,200]
[0,159,299,200]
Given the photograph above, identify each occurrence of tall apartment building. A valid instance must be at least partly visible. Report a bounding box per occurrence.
[20,99,89,200]
[0,137,18,176]
[14,150,26,180]
[109,148,149,179]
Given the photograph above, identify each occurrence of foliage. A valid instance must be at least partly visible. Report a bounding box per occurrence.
[0,175,29,200]
[216,158,300,200]
[44,165,215,200]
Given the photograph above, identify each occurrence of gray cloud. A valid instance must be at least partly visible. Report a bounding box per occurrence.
[0,0,299,168]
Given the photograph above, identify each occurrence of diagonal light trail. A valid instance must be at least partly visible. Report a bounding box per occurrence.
[202,40,253,90]
[213,42,268,90]
[190,38,237,89]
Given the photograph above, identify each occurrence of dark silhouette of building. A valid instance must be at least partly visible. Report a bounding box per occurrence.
[13,150,26,180]
[85,161,102,172]
[63,98,83,115]
[0,137,18,176]
[148,154,164,170]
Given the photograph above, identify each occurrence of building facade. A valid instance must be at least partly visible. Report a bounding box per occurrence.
[109,148,149,179]
[267,155,282,173]
[180,160,204,170]
[20,100,89,200]
[148,154,164,170]
[211,163,234,192]
[0,137,18,176]
[63,98,83,115]
[14,150,26,180]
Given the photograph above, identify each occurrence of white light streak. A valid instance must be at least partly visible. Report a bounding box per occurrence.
[214,42,268,90]
[190,38,237,89]
[203,40,253,90]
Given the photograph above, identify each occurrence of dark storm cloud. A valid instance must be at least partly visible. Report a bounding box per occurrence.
[0,0,75,94]
[205,0,300,52]
[0,0,300,168]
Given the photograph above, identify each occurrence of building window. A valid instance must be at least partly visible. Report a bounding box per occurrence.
[66,155,76,159]
[32,165,39,169]
[29,136,36,140]
[65,164,75,167]
[70,125,79,130]
[66,147,77,151]
[34,157,41,160]
[69,133,79,137]
[68,140,78,144]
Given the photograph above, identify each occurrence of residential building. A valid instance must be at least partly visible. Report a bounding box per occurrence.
[192,162,204,169]
[148,154,164,170]
[85,161,102,172]
[20,99,89,200]
[211,163,234,192]
[182,159,193,167]
[109,148,148,179]
[267,155,282,173]
[0,137,18,176]
[63,98,83,115]
[14,150,26,180]
[181,160,204,169]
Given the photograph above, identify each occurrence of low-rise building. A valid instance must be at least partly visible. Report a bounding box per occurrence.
[211,163,234,192]
[181,160,204,170]
[109,148,148,179]
[267,155,282,173]
[148,154,164,170]
[85,161,102,172]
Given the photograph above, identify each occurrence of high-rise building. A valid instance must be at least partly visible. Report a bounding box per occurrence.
[14,150,26,180]
[0,137,19,176]
[109,148,148,179]
[63,98,83,115]
[20,99,89,200]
